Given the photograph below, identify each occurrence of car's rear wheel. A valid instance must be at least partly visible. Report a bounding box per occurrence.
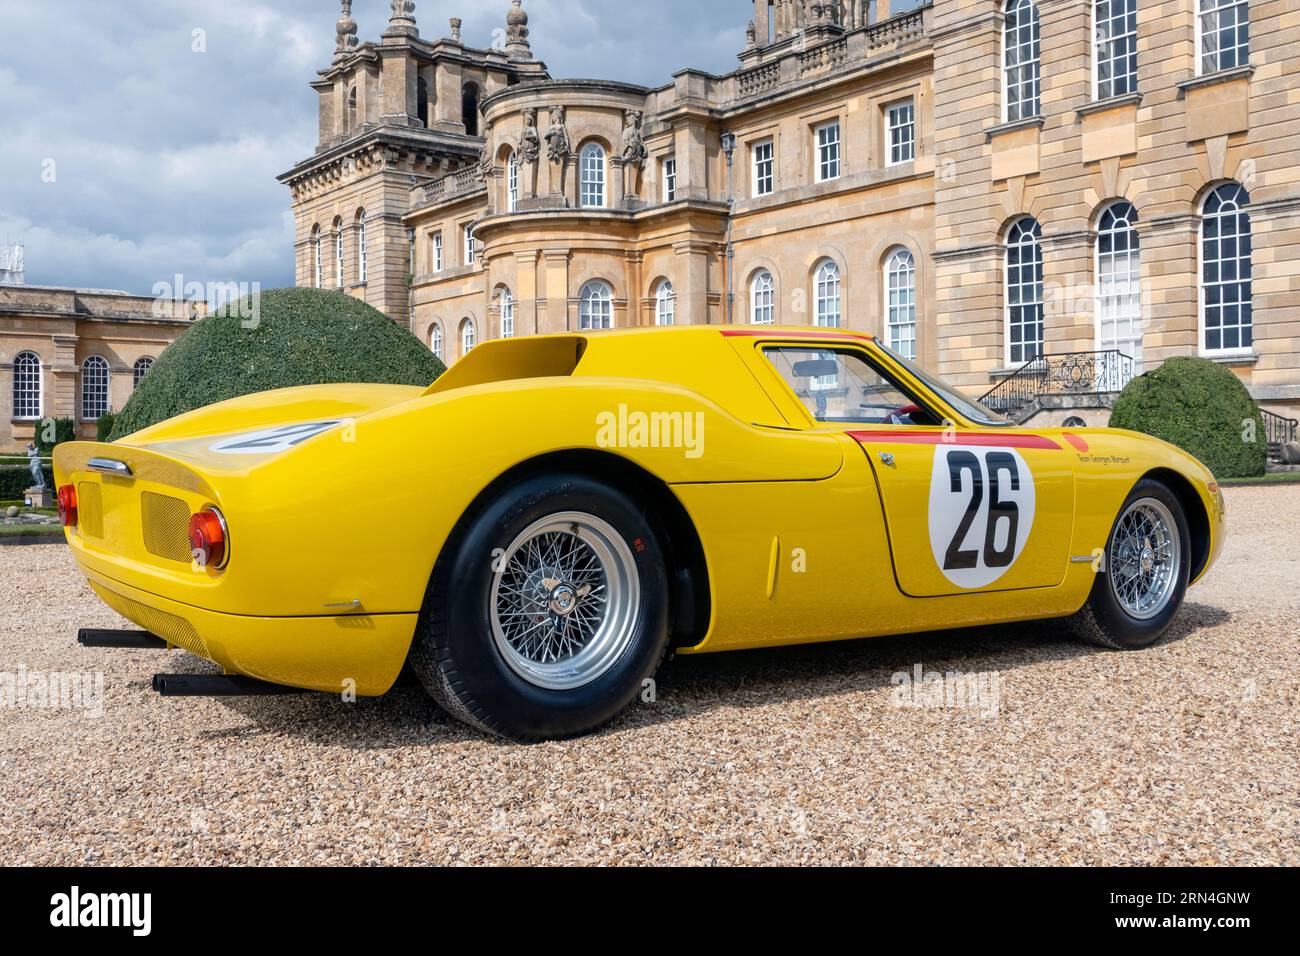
[1070,478,1191,650]
[409,473,670,741]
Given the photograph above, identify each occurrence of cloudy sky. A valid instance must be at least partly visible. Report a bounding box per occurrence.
[0,0,919,297]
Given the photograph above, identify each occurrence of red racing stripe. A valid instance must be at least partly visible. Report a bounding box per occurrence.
[847,430,1062,450]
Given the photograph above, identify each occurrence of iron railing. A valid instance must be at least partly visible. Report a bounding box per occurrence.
[979,350,1137,419]
[1261,408,1298,461]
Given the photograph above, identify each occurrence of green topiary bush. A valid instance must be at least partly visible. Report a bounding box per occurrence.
[0,466,52,499]
[109,288,446,440]
[1109,356,1266,478]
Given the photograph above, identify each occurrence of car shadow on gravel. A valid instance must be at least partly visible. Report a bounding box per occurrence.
[612,600,1231,734]
[148,601,1230,748]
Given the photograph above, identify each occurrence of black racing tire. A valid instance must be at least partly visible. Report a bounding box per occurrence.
[1070,478,1191,650]
[409,473,670,742]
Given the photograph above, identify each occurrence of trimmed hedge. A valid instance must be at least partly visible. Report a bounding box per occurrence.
[109,288,447,440]
[1109,356,1266,478]
[0,465,52,499]
[96,413,116,442]
[35,418,76,457]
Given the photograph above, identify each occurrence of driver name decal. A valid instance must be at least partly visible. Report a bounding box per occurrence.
[928,446,1036,589]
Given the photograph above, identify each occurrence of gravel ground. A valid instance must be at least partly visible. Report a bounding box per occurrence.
[1,485,1297,866]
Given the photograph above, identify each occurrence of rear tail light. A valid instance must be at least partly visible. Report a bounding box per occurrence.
[57,485,77,527]
[188,508,229,570]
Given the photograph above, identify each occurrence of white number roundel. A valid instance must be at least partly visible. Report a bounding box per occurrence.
[927,446,1036,589]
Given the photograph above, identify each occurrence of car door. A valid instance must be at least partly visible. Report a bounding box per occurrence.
[850,428,1075,597]
[754,339,1076,599]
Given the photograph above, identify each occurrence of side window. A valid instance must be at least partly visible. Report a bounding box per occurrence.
[762,346,937,426]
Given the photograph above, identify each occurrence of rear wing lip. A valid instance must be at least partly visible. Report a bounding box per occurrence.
[53,441,218,500]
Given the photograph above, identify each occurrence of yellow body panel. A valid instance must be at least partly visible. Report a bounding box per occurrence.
[54,327,1225,695]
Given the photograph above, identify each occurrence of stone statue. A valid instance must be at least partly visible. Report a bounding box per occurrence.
[746,20,757,47]
[477,123,495,183]
[27,442,45,492]
[621,110,647,169]
[544,106,570,164]
[519,108,541,164]
[390,0,415,18]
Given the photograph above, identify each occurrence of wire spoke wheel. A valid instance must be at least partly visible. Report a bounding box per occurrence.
[489,511,641,691]
[1108,497,1181,621]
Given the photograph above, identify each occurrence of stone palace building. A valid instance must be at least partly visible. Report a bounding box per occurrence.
[0,263,197,453]
[280,0,1300,437]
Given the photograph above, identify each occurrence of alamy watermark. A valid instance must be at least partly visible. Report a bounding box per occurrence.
[152,274,261,327]
[890,663,1001,719]
[596,404,705,459]
[0,665,104,718]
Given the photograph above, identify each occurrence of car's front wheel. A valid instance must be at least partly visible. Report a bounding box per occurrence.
[1070,478,1191,650]
[409,473,670,741]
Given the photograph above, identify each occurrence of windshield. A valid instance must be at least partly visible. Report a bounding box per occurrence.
[877,343,1011,427]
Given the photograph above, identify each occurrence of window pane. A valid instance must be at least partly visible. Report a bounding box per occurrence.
[1200,182,1253,352]
[1005,217,1044,363]
[764,347,922,424]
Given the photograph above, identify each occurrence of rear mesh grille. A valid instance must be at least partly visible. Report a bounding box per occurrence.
[141,491,192,563]
[90,584,209,659]
[76,481,103,538]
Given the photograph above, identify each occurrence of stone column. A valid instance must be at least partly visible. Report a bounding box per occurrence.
[542,250,570,333]
[1249,200,1300,393]
[1138,215,1200,368]
[675,240,714,326]
[379,50,416,126]
[930,6,1004,388]
[514,252,540,336]
[1041,231,1095,355]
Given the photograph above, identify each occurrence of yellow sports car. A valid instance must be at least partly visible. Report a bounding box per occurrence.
[55,327,1224,740]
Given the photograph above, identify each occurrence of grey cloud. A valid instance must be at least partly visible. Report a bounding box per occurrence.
[0,0,919,296]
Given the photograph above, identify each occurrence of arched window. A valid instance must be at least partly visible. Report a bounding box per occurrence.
[500,288,515,338]
[751,270,776,325]
[132,356,155,389]
[580,143,606,209]
[460,318,477,356]
[885,249,917,360]
[333,217,344,288]
[507,151,519,212]
[1095,0,1137,99]
[416,77,430,127]
[11,351,41,420]
[356,211,367,284]
[1004,0,1041,122]
[1006,217,1045,364]
[430,322,444,360]
[579,280,614,330]
[346,85,358,131]
[462,84,480,137]
[1096,201,1142,365]
[311,225,322,288]
[1198,0,1249,75]
[1201,182,1252,353]
[655,280,675,326]
[81,356,110,421]
[814,260,841,328]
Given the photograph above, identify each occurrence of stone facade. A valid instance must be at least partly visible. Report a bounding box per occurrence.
[283,0,1300,426]
[0,285,197,453]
